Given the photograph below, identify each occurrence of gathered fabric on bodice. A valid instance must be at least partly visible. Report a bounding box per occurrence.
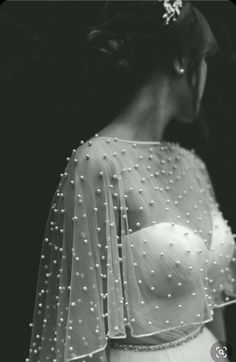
[110,208,235,346]
[27,136,236,362]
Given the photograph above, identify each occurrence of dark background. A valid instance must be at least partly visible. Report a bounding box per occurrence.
[1,1,236,361]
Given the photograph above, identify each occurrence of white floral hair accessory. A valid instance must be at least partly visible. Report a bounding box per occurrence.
[158,0,183,25]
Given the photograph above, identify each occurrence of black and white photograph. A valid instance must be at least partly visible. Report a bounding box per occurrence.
[1,1,236,361]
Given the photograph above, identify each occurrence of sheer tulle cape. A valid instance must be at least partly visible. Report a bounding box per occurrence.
[27,137,236,362]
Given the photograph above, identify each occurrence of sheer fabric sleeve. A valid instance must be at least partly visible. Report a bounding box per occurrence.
[27,144,127,362]
[195,155,236,308]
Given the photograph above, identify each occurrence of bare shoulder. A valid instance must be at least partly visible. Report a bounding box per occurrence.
[75,136,105,157]
[72,136,114,178]
[177,144,207,170]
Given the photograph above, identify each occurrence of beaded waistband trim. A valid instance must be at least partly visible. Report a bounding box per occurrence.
[109,325,204,352]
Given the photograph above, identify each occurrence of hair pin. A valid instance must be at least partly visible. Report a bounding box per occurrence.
[158,0,183,25]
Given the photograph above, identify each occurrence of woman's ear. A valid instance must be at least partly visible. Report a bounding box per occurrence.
[173,56,189,75]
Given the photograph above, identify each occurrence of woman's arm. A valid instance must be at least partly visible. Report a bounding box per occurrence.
[207,307,227,341]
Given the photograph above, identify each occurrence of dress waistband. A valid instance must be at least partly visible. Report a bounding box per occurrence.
[109,325,204,352]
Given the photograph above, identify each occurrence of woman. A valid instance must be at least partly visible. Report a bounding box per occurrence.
[27,1,236,362]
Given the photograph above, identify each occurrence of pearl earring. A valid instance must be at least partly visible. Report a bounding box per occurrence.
[178,68,185,74]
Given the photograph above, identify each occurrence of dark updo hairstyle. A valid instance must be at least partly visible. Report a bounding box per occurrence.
[84,0,218,121]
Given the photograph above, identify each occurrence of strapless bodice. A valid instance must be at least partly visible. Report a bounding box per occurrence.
[110,208,235,345]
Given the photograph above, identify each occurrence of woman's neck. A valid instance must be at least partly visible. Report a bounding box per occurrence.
[98,75,174,143]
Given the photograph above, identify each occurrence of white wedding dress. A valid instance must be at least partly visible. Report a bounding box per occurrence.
[27,135,236,362]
